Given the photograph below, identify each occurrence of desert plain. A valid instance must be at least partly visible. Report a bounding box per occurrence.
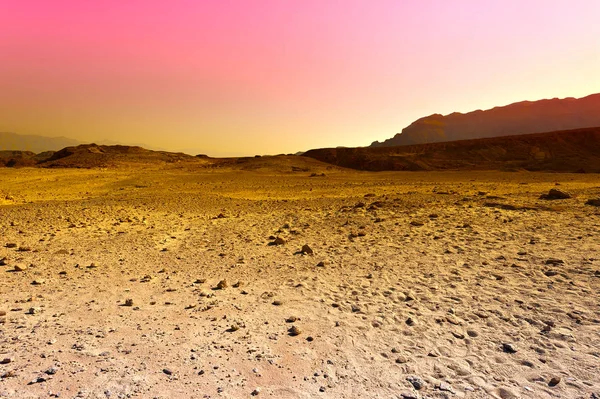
[0,159,599,399]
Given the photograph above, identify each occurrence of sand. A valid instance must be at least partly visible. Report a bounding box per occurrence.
[1,165,599,399]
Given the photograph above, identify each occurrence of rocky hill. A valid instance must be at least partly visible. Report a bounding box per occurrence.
[306,127,600,172]
[371,93,600,147]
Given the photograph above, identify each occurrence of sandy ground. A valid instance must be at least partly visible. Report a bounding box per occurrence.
[1,166,599,399]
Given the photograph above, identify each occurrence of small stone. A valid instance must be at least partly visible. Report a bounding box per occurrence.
[407,375,425,390]
[31,279,45,285]
[405,317,415,326]
[286,316,297,323]
[45,367,58,375]
[27,307,40,315]
[467,330,479,337]
[5,243,17,248]
[163,368,173,375]
[585,198,600,207]
[272,300,283,306]
[502,343,517,353]
[0,357,13,364]
[216,280,228,290]
[400,392,418,399]
[540,189,571,200]
[548,377,561,387]
[438,382,455,393]
[395,356,409,364]
[124,299,134,307]
[272,237,285,246]
[13,264,27,272]
[28,376,47,385]
[316,261,326,267]
[410,221,424,227]
[288,325,301,336]
[251,387,261,396]
[301,244,313,255]
[545,258,564,266]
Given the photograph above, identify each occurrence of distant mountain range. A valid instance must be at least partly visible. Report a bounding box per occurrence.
[0,132,81,153]
[371,93,600,147]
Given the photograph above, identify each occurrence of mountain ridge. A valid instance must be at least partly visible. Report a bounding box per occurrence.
[371,93,600,147]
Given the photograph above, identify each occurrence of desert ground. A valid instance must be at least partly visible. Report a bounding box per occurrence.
[1,162,599,399]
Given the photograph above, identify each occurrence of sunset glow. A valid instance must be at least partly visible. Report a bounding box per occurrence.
[1,0,599,155]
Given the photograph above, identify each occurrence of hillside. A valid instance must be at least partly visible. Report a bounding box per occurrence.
[305,127,600,172]
[371,93,600,147]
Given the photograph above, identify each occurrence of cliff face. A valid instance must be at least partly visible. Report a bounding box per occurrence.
[371,94,600,147]
[306,127,600,172]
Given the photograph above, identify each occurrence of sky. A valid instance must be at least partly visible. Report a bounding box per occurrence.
[1,0,599,156]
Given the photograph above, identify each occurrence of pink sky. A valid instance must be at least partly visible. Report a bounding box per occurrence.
[1,0,599,155]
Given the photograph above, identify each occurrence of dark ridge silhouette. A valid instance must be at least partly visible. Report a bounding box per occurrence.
[305,127,600,172]
[39,144,195,168]
[371,93,600,147]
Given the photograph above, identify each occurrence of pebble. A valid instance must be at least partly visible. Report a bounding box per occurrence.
[124,299,134,307]
[13,264,27,272]
[407,375,425,390]
[288,325,301,336]
[272,300,283,306]
[216,280,228,290]
[251,387,261,396]
[301,244,313,255]
[272,237,286,245]
[163,368,173,375]
[502,343,518,353]
[548,376,561,387]
[0,357,13,364]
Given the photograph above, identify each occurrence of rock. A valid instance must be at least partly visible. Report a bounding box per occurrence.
[272,237,285,246]
[540,189,571,200]
[395,356,409,364]
[251,387,261,396]
[545,258,564,265]
[410,221,424,227]
[288,325,301,336]
[0,357,13,364]
[544,270,559,277]
[300,244,313,255]
[27,307,40,315]
[31,279,45,285]
[272,300,283,306]
[45,367,58,375]
[400,392,418,399]
[286,316,297,323]
[585,198,600,207]
[13,264,27,272]
[316,261,326,267]
[405,317,415,326]
[163,368,173,375]
[502,343,517,353]
[216,280,228,290]
[438,382,455,393]
[5,243,17,248]
[548,376,561,387]
[124,299,134,307]
[407,376,425,390]
[467,330,479,337]
[0,257,7,266]
[27,376,47,385]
